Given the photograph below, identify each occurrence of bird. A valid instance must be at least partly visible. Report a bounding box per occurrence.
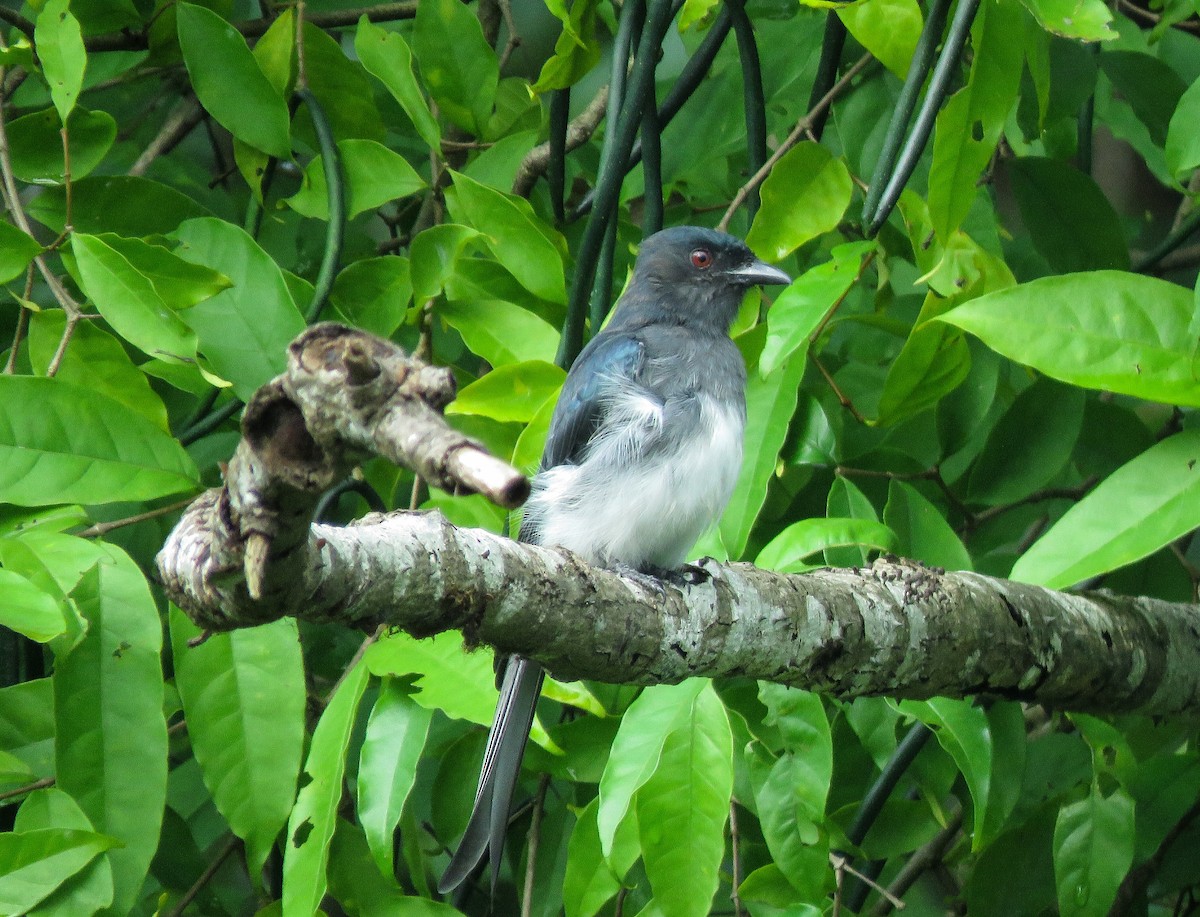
[438,225,791,897]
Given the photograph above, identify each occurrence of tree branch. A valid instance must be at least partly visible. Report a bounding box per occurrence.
[158,325,1200,717]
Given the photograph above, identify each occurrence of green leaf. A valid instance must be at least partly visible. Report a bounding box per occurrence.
[28,175,213,237]
[356,679,432,878]
[967,378,1085,506]
[0,828,117,916]
[298,21,385,144]
[287,139,427,220]
[927,0,1022,239]
[980,702,1025,849]
[901,698,992,850]
[883,480,972,571]
[1053,785,1134,917]
[355,18,441,149]
[637,683,733,917]
[532,0,602,92]
[176,3,291,158]
[71,231,199,364]
[34,0,86,124]
[756,518,897,572]
[719,326,807,559]
[283,662,370,917]
[1012,429,1200,588]
[1166,76,1200,179]
[937,272,1200,407]
[410,223,483,303]
[1018,0,1116,41]
[0,221,42,284]
[170,609,306,876]
[16,788,115,917]
[761,240,873,377]
[363,631,497,728]
[824,477,880,568]
[0,569,67,643]
[171,217,307,401]
[438,299,559,366]
[562,798,624,917]
[55,554,167,914]
[746,142,852,262]
[0,376,199,506]
[8,107,115,184]
[1100,51,1185,149]
[597,680,706,856]
[447,171,568,304]
[875,289,973,427]
[330,257,413,339]
[28,312,171,431]
[1007,157,1129,272]
[447,361,565,422]
[412,0,498,135]
[837,0,921,79]
[0,678,54,778]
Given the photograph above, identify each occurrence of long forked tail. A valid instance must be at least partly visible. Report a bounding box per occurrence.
[438,654,545,896]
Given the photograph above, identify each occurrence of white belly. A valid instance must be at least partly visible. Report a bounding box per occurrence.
[523,393,744,570]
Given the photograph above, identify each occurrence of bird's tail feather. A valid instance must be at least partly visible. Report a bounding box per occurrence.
[438,655,545,895]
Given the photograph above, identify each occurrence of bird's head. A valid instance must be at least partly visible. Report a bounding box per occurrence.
[622,226,791,332]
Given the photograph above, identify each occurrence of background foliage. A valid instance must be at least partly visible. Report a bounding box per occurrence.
[0,0,1199,914]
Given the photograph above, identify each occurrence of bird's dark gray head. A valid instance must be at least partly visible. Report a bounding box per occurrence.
[615,226,791,334]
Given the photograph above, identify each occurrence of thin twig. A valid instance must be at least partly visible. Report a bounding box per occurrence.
[164,835,241,917]
[512,84,610,197]
[130,96,205,177]
[76,497,197,539]
[730,802,745,917]
[3,266,33,374]
[718,53,874,232]
[830,853,906,910]
[0,775,54,802]
[813,355,868,425]
[496,0,521,71]
[521,773,552,917]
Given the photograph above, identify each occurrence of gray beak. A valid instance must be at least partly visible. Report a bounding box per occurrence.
[729,258,791,287]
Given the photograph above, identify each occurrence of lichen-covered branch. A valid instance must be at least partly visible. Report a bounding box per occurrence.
[158,325,1200,717]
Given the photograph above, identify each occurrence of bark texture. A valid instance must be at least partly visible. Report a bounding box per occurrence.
[157,324,1200,717]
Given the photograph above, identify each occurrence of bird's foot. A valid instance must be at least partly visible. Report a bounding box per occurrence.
[612,561,711,591]
[612,562,670,595]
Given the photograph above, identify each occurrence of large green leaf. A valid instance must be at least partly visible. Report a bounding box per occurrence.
[1166,76,1200,180]
[637,683,733,917]
[298,21,385,143]
[412,0,498,135]
[927,0,1022,239]
[562,797,638,917]
[447,360,565,423]
[0,376,198,506]
[883,481,972,571]
[0,828,117,916]
[837,0,921,78]
[356,679,433,878]
[363,631,497,728]
[35,0,86,124]
[171,217,306,400]
[27,175,213,237]
[1053,785,1134,917]
[16,788,115,917]
[761,240,873,377]
[283,662,370,917]
[1012,429,1200,588]
[410,223,483,303]
[0,569,67,643]
[171,609,306,876]
[756,518,897,572]
[1006,157,1129,272]
[1018,0,1115,40]
[354,18,441,149]
[71,231,199,365]
[745,142,852,262]
[54,554,167,914]
[438,299,559,366]
[0,221,41,284]
[718,326,806,560]
[967,378,1085,506]
[176,3,291,158]
[287,139,426,220]
[7,107,114,184]
[937,272,1200,407]
[596,680,706,856]
[329,256,413,339]
[447,171,568,304]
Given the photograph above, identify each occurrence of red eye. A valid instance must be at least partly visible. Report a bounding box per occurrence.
[690,249,713,269]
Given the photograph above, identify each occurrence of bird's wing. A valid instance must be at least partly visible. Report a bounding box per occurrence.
[539,331,647,470]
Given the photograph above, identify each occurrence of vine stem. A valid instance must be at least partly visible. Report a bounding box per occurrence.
[718,53,874,232]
